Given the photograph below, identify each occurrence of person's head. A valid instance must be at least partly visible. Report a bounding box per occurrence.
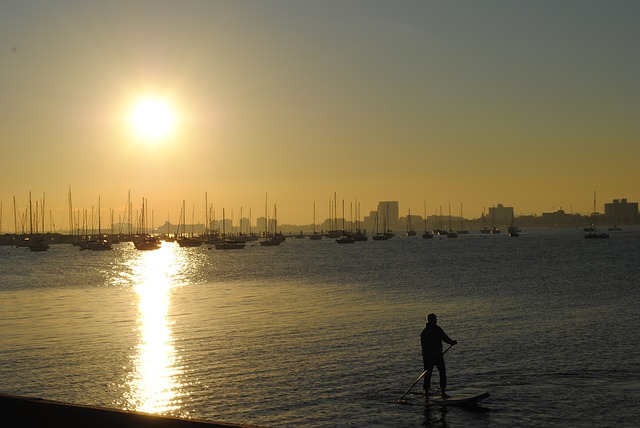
[427,313,437,325]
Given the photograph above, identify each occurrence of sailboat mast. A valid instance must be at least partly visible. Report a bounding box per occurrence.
[424,200,427,232]
[97,196,101,235]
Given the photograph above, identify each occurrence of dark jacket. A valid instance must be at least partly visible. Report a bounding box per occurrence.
[421,323,454,360]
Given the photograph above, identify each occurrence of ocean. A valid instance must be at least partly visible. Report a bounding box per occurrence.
[1,229,639,427]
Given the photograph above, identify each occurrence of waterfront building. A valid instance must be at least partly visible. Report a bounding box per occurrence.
[604,198,639,225]
[487,204,514,227]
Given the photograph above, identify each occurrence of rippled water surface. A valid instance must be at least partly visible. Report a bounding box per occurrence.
[1,229,639,427]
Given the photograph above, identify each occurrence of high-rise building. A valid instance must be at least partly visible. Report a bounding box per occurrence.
[604,199,638,224]
[487,204,514,226]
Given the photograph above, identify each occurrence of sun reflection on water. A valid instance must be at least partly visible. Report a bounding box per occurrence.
[124,242,187,415]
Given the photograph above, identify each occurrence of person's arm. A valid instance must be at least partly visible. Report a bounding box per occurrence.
[441,328,458,345]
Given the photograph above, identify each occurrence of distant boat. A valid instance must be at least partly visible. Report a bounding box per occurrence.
[336,200,356,244]
[260,238,281,246]
[446,205,457,238]
[215,208,245,250]
[325,192,342,238]
[87,196,112,251]
[260,202,282,246]
[585,191,609,239]
[25,192,50,252]
[372,210,394,240]
[350,200,368,241]
[432,206,448,236]
[508,216,520,237]
[336,234,356,244]
[215,240,245,250]
[489,205,501,234]
[309,202,323,240]
[177,236,202,247]
[177,200,203,247]
[422,201,433,239]
[480,209,491,234]
[86,238,112,251]
[28,239,50,252]
[132,197,161,250]
[348,230,369,241]
[456,203,469,234]
[134,235,161,251]
[608,225,622,231]
[508,211,520,237]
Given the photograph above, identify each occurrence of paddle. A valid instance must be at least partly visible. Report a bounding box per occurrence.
[396,343,454,404]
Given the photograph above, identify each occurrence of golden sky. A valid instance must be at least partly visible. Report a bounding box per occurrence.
[1,1,638,228]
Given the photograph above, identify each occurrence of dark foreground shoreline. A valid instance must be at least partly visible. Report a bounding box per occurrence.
[0,393,262,428]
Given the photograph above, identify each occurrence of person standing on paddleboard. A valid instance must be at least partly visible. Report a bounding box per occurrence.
[421,313,457,398]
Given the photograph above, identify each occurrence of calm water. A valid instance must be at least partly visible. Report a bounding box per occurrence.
[1,229,639,427]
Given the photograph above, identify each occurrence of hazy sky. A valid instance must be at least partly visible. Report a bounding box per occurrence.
[1,1,638,228]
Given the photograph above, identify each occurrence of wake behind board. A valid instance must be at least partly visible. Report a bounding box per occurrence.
[428,391,489,407]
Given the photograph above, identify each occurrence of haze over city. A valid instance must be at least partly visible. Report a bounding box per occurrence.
[2,1,638,227]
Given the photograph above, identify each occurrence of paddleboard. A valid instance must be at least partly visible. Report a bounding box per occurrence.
[427,391,490,406]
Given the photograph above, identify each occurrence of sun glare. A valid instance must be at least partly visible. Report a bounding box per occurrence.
[129,97,177,141]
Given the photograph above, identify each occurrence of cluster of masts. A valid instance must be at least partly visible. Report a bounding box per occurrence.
[3,190,618,251]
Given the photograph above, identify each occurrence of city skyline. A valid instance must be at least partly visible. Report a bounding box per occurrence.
[2,1,639,227]
[1,187,636,235]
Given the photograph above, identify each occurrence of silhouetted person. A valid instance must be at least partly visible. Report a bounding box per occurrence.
[421,313,457,398]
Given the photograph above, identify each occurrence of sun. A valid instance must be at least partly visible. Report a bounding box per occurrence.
[129,97,177,141]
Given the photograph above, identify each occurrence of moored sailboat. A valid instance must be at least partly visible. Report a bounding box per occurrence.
[456,203,469,234]
[215,208,245,249]
[86,196,112,251]
[177,201,202,247]
[260,200,282,246]
[405,208,416,237]
[336,200,355,244]
[422,201,434,239]
[585,191,609,239]
[309,202,323,240]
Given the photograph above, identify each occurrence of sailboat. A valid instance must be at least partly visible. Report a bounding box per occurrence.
[325,192,342,238]
[309,202,323,240]
[27,192,50,252]
[433,206,448,236]
[372,205,394,240]
[260,201,283,246]
[86,196,112,250]
[215,208,245,249]
[422,201,434,239]
[446,204,457,238]
[507,208,520,237]
[585,191,609,239]
[133,198,161,250]
[480,208,491,234]
[336,200,355,244]
[456,203,469,234]
[490,205,501,234]
[177,201,203,247]
[349,201,368,241]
